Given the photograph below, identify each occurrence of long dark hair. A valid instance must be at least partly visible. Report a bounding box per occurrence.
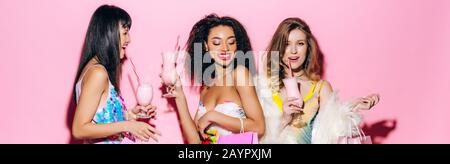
[185,14,254,86]
[74,5,132,94]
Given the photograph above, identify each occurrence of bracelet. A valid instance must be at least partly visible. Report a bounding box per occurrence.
[239,118,245,133]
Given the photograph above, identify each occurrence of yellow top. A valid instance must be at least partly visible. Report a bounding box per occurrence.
[272,80,324,112]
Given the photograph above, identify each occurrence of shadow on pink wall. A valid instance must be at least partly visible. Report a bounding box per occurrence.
[362,119,397,144]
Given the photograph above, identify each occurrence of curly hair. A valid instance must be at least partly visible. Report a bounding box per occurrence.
[185,14,254,86]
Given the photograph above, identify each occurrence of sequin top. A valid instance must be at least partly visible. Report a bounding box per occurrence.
[75,67,129,144]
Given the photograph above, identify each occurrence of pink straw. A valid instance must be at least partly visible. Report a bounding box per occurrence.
[288,61,293,78]
[174,35,180,51]
[129,57,141,86]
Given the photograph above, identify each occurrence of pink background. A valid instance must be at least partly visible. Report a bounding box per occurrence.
[1,0,449,144]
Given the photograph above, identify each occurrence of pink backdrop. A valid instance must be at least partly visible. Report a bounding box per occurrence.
[1,0,449,144]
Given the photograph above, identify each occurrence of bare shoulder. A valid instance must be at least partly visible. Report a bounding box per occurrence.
[319,80,333,96]
[82,65,109,90]
[233,65,254,86]
[234,65,251,77]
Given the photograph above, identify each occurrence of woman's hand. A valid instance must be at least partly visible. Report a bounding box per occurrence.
[280,97,303,128]
[352,94,380,111]
[124,121,161,142]
[282,97,303,116]
[160,73,183,98]
[128,105,157,120]
[196,111,216,140]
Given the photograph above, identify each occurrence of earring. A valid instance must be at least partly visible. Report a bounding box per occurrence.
[204,42,209,51]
